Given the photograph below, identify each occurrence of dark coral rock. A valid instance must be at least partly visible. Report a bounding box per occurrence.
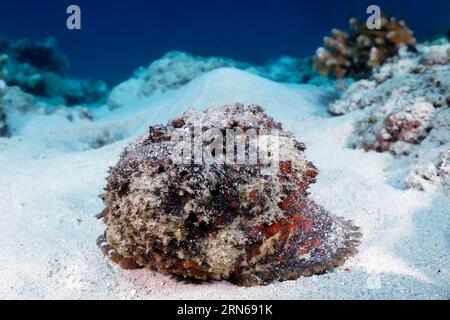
[11,39,69,75]
[0,37,108,105]
[0,75,7,137]
[97,104,361,286]
[0,103,7,137]
[359,101,435,154]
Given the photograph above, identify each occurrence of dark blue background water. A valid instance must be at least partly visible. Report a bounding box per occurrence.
[1,0,449,86]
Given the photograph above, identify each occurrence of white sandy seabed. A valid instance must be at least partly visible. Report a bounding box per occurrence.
[0,68,449,299]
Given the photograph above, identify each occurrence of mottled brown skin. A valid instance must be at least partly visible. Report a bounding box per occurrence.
[97,104,361,286]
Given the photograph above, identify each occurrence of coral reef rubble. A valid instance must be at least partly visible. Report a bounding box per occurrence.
[331,41,450,190]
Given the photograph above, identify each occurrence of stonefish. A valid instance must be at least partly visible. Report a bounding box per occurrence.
[97,104,360,286]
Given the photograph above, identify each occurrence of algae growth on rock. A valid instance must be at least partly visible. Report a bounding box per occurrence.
[97,104,361,286]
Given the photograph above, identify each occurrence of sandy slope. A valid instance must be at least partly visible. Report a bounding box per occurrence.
[0,68,448,299]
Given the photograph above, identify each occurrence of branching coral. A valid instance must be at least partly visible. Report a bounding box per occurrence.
[314,13,416,79]
[97,104,360,286]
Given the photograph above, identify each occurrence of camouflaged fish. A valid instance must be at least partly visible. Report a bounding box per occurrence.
[97,104,361,286]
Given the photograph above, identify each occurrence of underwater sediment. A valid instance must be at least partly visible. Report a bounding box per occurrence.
[97,104,361,286]
[106,51,326,109]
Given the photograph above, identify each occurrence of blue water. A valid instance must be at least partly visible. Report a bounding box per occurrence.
[1,0,449,86]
